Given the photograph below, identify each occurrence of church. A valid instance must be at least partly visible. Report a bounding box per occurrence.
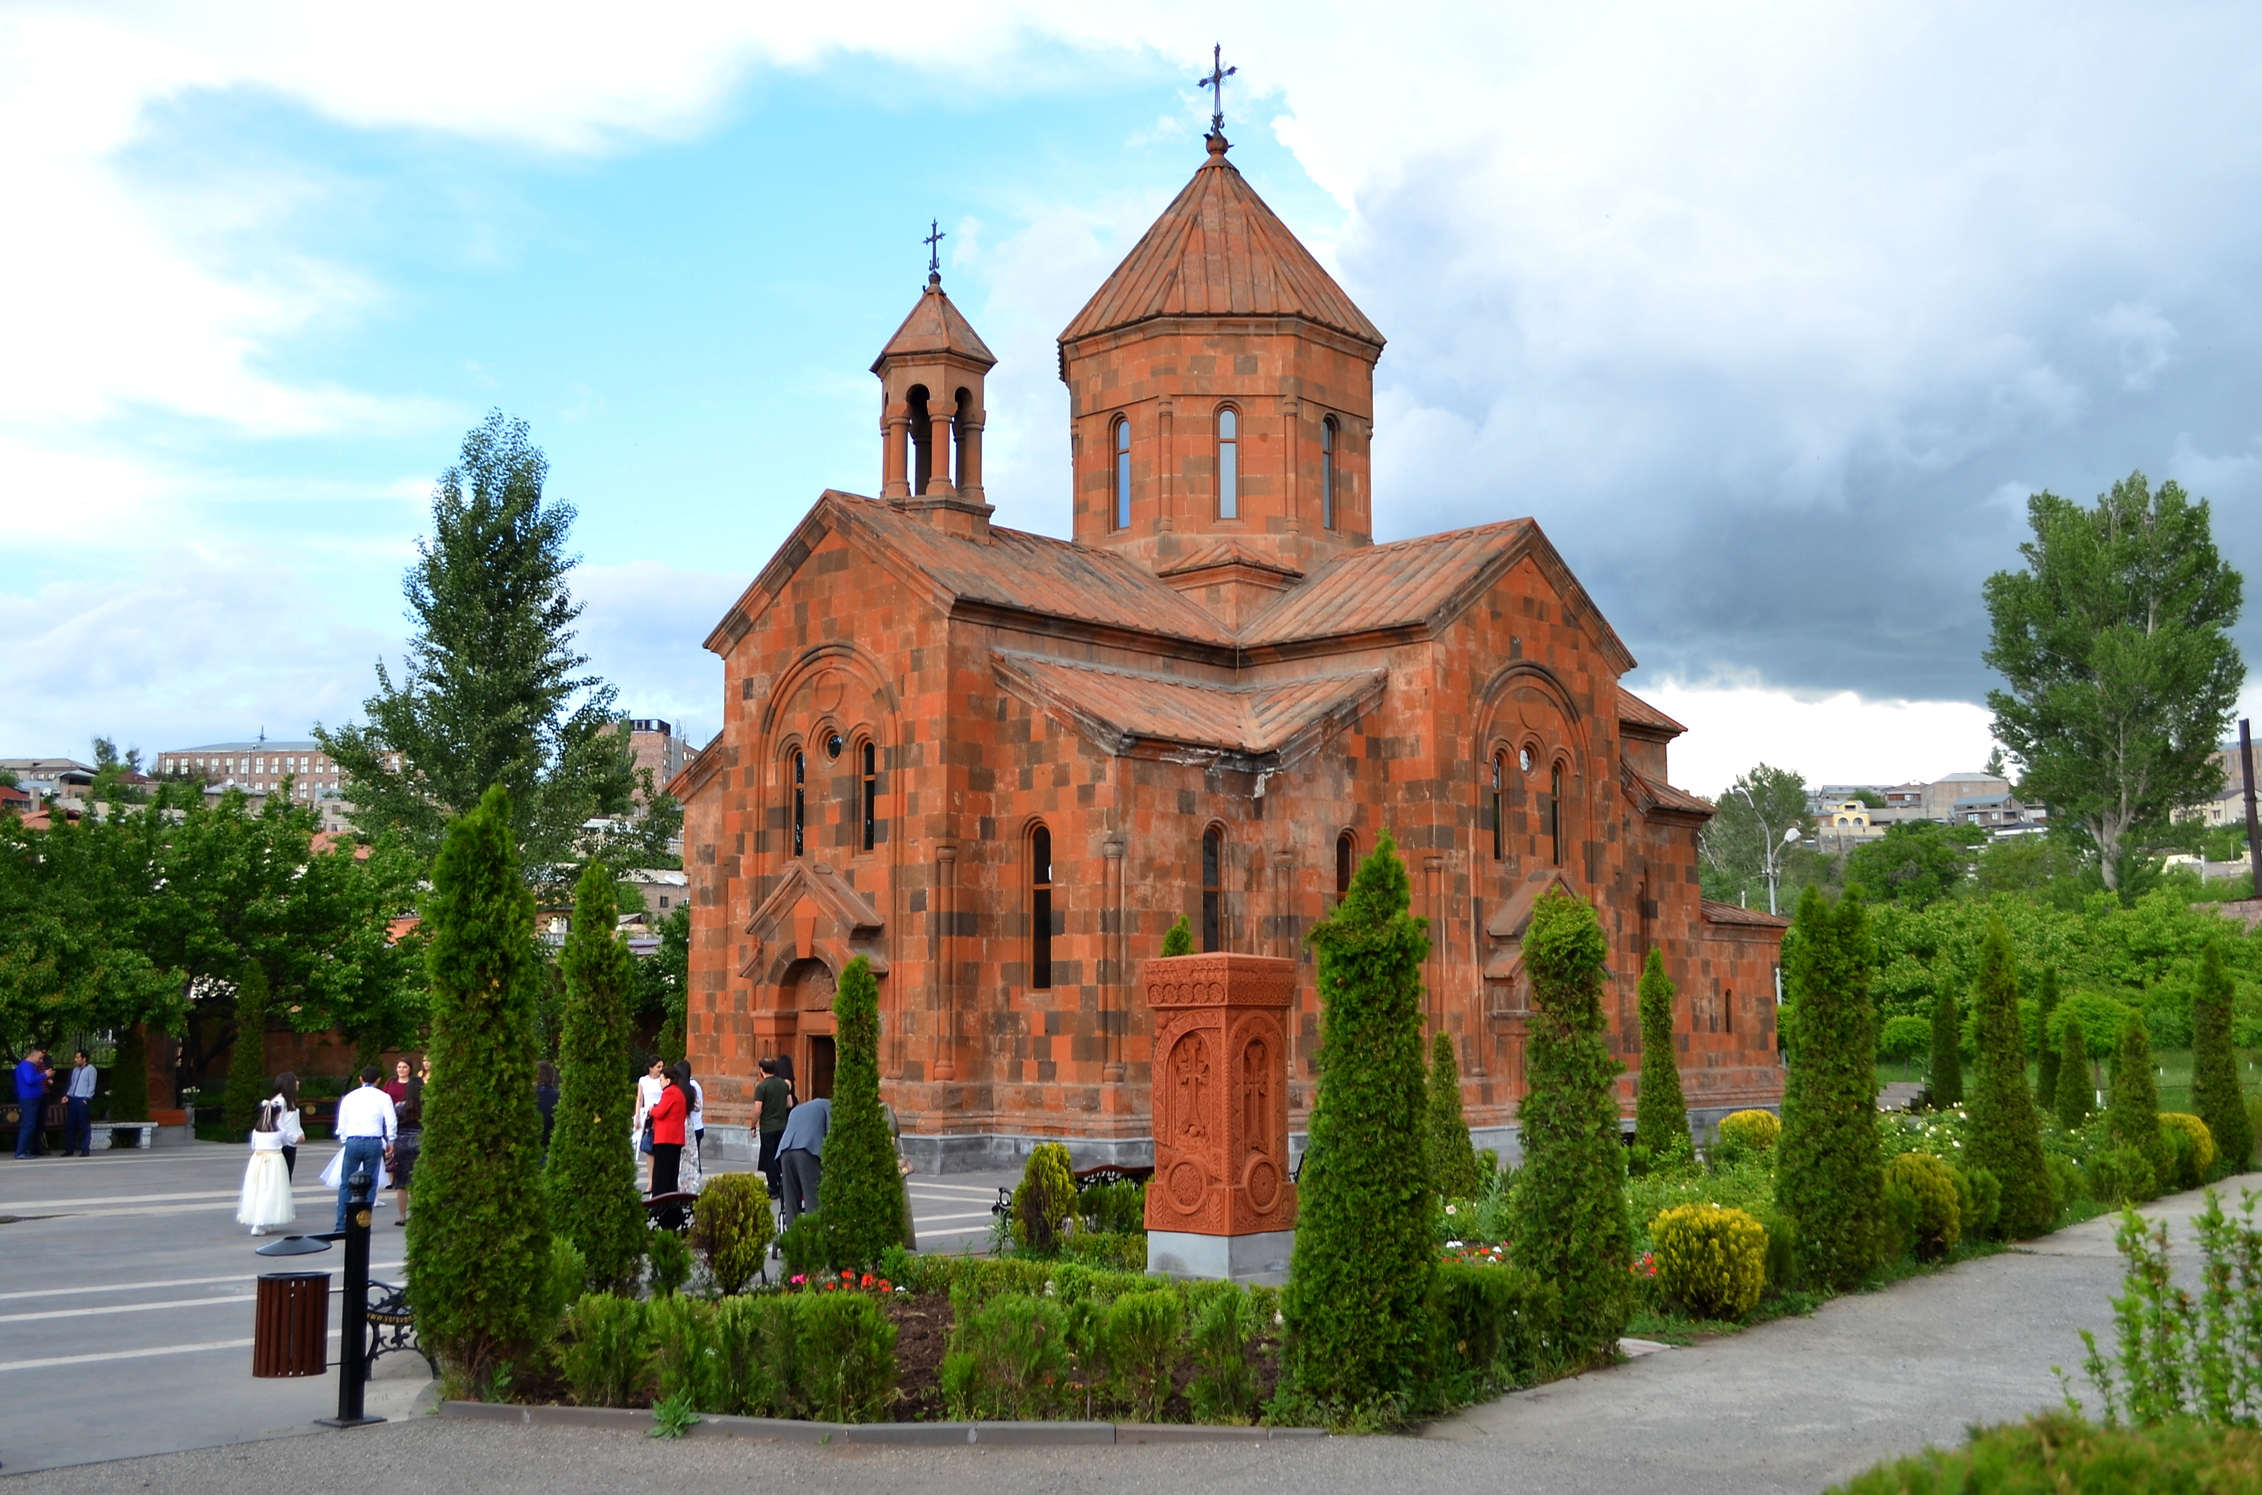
[673,125,1787,1171]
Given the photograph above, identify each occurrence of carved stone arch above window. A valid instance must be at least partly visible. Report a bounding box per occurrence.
[739,859,889,994]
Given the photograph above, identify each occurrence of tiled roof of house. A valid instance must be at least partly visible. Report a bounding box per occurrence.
[1701,898,1792,930]
[1058,145,1385,351]
[993,652,1385,761]
[1239,521,1530,646]
[871,281,996,372]
[1617,686,1686,738]
[1623,761,1715,820]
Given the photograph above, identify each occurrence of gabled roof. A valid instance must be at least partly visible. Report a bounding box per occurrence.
[1701,899,1791,932]
[1239,521,1533,646]
[1617,687,1686,739]
[992,651,1384,765]
[1622,760,1715,823]
[1058,143,1384,352]
[1154,538,1305,583]
[871,280,996,373]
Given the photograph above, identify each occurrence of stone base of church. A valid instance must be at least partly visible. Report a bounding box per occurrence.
[1146,1229,1296,1285]
[898,1131,1158,1175]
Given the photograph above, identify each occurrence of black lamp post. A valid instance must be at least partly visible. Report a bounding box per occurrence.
[256,1161,384,1428]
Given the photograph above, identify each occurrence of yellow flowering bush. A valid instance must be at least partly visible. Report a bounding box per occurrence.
[1650,1203,1768,1321]
[1716,1110,1781,1155]
[2160,1112,2217,1189]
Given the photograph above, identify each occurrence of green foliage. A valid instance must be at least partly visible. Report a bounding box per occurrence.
[1716,1110,1781,1156]
[779,1210,829,1278]
[1775,887,1887,1291]
[646,1229,692,1297]
[1965,921,2057,1237]
[944,1291,1070,1420]
[562,1293,651,1408]
[1984,472,2246,893]
[1879,1014,1930,1068]
[649,1387,700,1439]
[2088,1145,2158,1208]
[2159,1113,2215,1191]
[1698,763,1821,909]
[794,1291,897,1423]
[1883,1152,1963,1262]
[1426,1031,1482,1201]
[1830,1412,2262,1494]
[1927,985,1964,1107]
[2034,966,2063,1109]
[2074,1192,2262,1426]
[820,956,900,1271]
[406,785,551,1387]
[1632,948,1691,1163]
[1952,1162,2002,1240]
[1513,889,1633,1367]
[2049,990,2139,1059]
[1283,829,1438,1412]
[1161,915,1194,958]
[1650,1204,1767,1321]
[690,1172,775,1295]
[648,1290,714,1406]
[1188,1285,1263,1425]
[2106,1017,2169,1188]
[2056,1015,2096,1128]
[1429,1262,1562,1403]
[222,960,270,1140]
[547,861,645,1294]
[1009,1141,1076,1257]
[535,1237,585,1351]
[1105,1289,1184,1423]
[1058,1231,1147,1272]
[1849,821,1985,909]
[2190,943,2252,1172]
[110,1025,147,1121]
[1078,1178,1147,1236]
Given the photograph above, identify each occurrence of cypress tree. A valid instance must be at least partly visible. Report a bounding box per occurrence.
[406,785,551,1388]
[2190,943,2251,1174]
[548,861,644,1293]
[1927,985,1963,1109]
[1283,830,1436,1414]
[1774,886,1886,1291]
[821,955,900,1270]
[1161,915,1194,958]
[2105,1015,2169,1184]
[111,1025,149,1121]
[2054,1014,2093,1128]
[1425,1030,1481,1201]
[223,960,271,1139]
[1513,889,1634,1369]
[1632,947,1690,1163]
[1963,921,2056,1237]
[2033,966,2062,1112]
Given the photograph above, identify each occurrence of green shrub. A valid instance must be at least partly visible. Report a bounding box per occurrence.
[1431,1261,1560,1401]
[1161,915,1194,958]
[2072,1191,2262,1426]
[1964,920,2056,1239]
[1058,1231,1147,1272]
[2045,1153,2086,1214]
[2189,944,2252,1174]
[708,1295,783,1416]
[1188,1285,1262,1425]
[1927,985,1963,1108]
[2033,965,2062,1111]
[646,1229,691,1297]
[1513,889,1634,1368]
[534,1236,586,1351]
[2161,1124,2199,1194]
[547,861,646,1295]
[110,1025,148,1124]
[2159,1113,2216,1190]
[1427,1031,1483,1201]
[1883,1153,1962,1262]
[2106,1018,2170,1188]
[1650,1204,1767,1321]
[1632,947,1692,1166]
[648,1292,716,1407]
[944,1290,1068,1420]
[1951,1164,2001,1240]
[223,960,270,1141]
[820,956,901,1272]
[1106,1288,1184,1423]
[1078,1178,1147,1235]
[1879,1014,1931,1072]
[792,1290,897,1423]
[406,785,551,1389]
[1717,1110,1781,1155]
[562,1292,651,1407]
[1011,1142,1077,1256]
[1752,1209,1799,1293]
[2088,1144,2157,1207]
[1283,830,1438,1414]
[1775,887,1887,1292]
[1829,1413,2262,1494]
[690,1172,774,1295]
[2054,1015,2094,1129]
[779,1210,828,1279]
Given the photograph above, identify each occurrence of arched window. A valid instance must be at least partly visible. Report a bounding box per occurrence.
[1216,408,1238,519]
[1491,751,1506,861]
[1321,416,1338,530]
[1547,763,1564,867]
[1336,831,1355,899]
[1113,417,1131,530]
[860,739,878,852]
[791,749,806,858]
[1722,986,1734,1035]
[1202,826,1224,952]
[1030,824,1054,990]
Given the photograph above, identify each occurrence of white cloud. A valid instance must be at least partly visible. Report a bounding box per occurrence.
[1637,679,1998,800]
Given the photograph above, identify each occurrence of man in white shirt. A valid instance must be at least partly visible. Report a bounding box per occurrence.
[333,1065,397,1232]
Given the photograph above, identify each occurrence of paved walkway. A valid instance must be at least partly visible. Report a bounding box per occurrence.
[5,1170,2251,1491]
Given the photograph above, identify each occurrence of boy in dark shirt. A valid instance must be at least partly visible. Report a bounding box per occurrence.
[753,1057,792,1205]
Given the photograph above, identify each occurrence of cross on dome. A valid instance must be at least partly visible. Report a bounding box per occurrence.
[1198,43,1236,143]
[923,219,946,283]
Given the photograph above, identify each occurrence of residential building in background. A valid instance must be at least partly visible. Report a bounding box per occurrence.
[154,738,395,834]
[2180,741,2258,829]
[625,718,687,800]
[0,759,94,801]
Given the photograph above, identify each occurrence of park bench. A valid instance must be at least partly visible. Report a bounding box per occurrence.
[992,1162,1156,1227]
[363,1278,435,1378]
[105,1122,159,1148]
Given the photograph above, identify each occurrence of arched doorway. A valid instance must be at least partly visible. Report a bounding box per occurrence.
[783,958,837,1099]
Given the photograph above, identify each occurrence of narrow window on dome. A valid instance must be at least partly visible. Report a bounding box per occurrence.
[792,750,806,858]
[1216,408,1238,519]
[860,739,877,852]
[1202,826,1224,952]
[1336,831,1355,901]
[1030,824,1053,991]
[1321,417,1338,530]
[1492,752,1506,861]
[1113,417,1132,530]
[1548,763,1563,867]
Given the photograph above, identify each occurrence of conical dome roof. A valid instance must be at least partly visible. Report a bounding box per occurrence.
[1058,140,1384,351]
[872,277,997,374]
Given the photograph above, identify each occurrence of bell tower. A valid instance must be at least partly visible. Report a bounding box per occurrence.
[874,236,998,542]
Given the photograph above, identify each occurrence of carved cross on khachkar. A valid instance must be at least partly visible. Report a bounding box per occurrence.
[923,219,946,280]
[1174,1033,1210,1140]
[1198,43,1236,141]
[1242,1037,1268,1148]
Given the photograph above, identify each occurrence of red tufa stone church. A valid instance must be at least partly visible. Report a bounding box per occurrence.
[673,130,1787,1171]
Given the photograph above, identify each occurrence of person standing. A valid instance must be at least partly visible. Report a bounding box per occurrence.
[271,1072,304,1177]
[390,1079,423,1227]
[383,1058,413,1107]
[330,1065,396,1231]
[679,1058,706,1189]
[63,1050,97,1157]
[647,1063,691,1230]
[753,1057,792,1203]
[535,1061,559,1152]
[13,1048,50,1160]
[775,1093,830,1230]
[632,1057,667,1189]
[237,1096,295,1236]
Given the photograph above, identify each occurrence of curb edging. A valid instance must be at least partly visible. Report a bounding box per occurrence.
[438,1401,1327,1444]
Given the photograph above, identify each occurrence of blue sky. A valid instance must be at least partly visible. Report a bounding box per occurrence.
[4,3,2260,795]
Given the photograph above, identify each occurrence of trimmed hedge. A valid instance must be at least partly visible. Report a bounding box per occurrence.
[690,1172,775,1294]
[1928,984,1963,1108]
[1010,1142,1076,1255]
[1884,1152,1962,1262]
[1830,1413,2262,1495]
[1718,1109,1781,1155]
[2106,1016,2169,1190]
[2033,966,2062,1112]
[1650,1204,1767,1321]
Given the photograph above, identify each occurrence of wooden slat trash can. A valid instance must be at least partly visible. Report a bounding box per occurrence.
[253,1272,330,1378]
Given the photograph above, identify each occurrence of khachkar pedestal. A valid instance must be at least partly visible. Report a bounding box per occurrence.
[1142,952,1297,1283]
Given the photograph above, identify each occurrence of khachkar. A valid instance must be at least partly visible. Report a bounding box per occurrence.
[1142,951,1298,1281]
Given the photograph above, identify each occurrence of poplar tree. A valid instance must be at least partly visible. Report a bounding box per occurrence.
[1425,1031,1481,1201]
[222,960,271,1139]
[2034,966,2062,1112]
[1514,889,1633,1369]
[1775,887,1886,1290]
[1963,921,2056,1237]
[1284,831,1436,1414]
[821,956,902,1270]
[2191,943,2252,1173]
[406,785,550,1388]
[2106,1016,2169,1185]
[548,861,644,1293]
[2054,1015,2094,1129]
[1927,986,1963,1109]
[1632,947,1690,1163]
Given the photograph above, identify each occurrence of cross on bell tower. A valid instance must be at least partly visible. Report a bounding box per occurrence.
[1198,44,1236,145]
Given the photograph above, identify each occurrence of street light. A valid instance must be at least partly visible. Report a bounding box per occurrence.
[1731,780,1805,916]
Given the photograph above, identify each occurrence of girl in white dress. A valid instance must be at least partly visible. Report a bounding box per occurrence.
[237,1100,296,1235]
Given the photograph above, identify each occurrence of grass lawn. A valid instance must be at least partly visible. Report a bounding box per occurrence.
[1874,1048,2262,1115]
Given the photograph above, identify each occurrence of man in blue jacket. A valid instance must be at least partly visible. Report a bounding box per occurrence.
[14,1048,51,1159]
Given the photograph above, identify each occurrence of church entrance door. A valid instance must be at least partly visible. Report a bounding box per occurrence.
[808,1035,836,1100]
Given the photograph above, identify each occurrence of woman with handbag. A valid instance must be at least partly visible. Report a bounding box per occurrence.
[631,1057,666,1189]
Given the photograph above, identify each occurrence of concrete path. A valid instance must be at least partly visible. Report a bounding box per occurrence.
[5,1168,2252,1492]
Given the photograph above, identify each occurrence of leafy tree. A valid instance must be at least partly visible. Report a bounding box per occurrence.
[2190,942,2251,1172]
[2105,1014,2169,1186]
[1700,763,1815,910]
[111,1026,149,1121]
[1632,947,1690,1161]
[821,956,902,1271]
[222,960,271,1140]
[1514,889,1634,1368]
[1425,1031,1481,1200]
[0,809,180,1053]
[1879,1014,1931,1074]
[1283,830,1436,1414]
[1963,921,2056,1236]
[1927,986,1963,1108]
[1161,915,1194,958]
[2054,1014,2093,1127]
[634,905,690,1062]
[1775,887,1886,1290]
[1847,821,1984,908]
[317,412,656,877]
[2034,965,2063,1109]
[1984,472,2245,891]
[406,785,551,1387]
[88,737,147,806]
[547,862,645,1293]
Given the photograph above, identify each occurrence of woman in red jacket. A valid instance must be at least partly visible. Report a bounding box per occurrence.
[646,1065,692,1227]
